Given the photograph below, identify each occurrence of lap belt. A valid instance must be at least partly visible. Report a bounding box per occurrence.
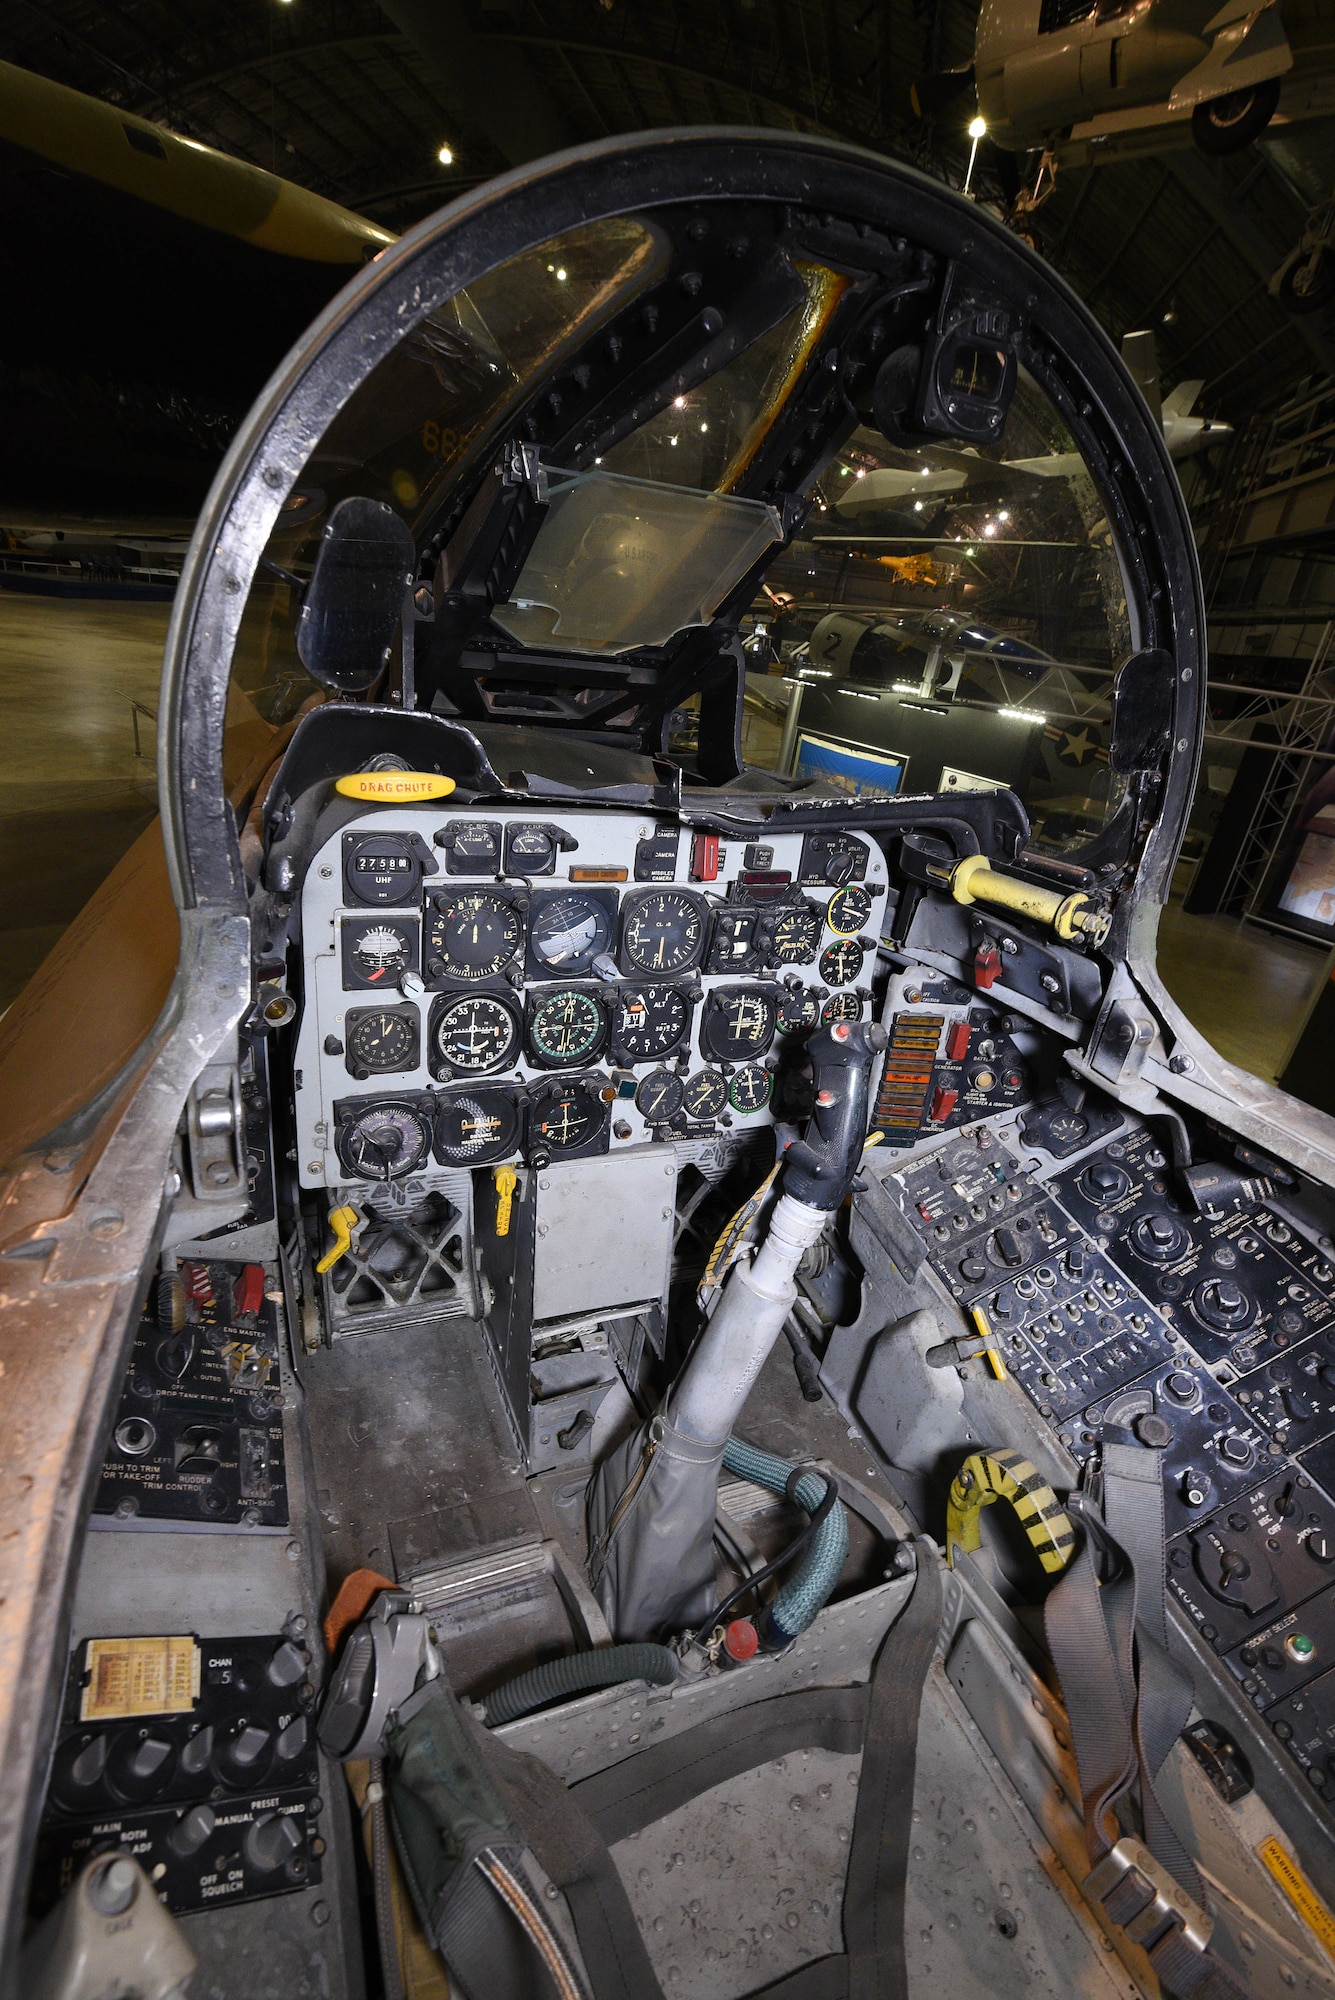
[1044,1436,1257,2000]
[381,1539,942,2000]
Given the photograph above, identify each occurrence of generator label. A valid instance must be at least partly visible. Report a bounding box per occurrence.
[1257,1835,1335,1962]
[80,1636,200,1721]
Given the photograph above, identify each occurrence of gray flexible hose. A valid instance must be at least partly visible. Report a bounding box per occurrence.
[368,1756,406,2000]
[483,1643,678,1726]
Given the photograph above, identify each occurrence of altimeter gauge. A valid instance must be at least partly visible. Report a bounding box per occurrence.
[620,890,706,974]
[336,1100,433,1181]
[429,992,521,1077]
[344,1004,420,1077]
[528,989,607,1067]
[821,991,863,1024]
[425,890,524,982]
[612,986,691,1062]
[700,987,777,1062]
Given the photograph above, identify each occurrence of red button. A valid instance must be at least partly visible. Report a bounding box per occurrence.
[946,1021,971,1061]
[930,1086,958,1123]
[724,1618,760,1662]
[974,944,1002,990]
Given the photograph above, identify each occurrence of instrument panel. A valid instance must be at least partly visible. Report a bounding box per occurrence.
[293,809,890,1189]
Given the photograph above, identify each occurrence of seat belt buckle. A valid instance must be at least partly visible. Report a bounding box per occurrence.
[1084,1836,1214,1956]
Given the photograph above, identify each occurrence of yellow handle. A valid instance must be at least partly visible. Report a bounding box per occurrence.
[948,852,1107,945]
[493,1166,518,1237]
[970,1304,1009,1380]
[316,1204,358,1274]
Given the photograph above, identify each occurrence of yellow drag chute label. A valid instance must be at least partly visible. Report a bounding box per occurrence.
[946,1448,1075,1574]
[335,771,456,802]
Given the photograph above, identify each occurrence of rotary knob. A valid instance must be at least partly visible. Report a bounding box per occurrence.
[1129,1212,1190,1263]
[1191,1276,1255,1333]
[1082,1161,1130,1203]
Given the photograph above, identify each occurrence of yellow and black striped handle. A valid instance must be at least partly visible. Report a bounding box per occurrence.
[946,1448,1075,1574]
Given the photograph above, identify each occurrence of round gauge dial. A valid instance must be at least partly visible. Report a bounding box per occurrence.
[635,1069,684,1123]
[765,904,822,965]
[339,1101,432,1181]
[532,1082,607,1153]
[701,988,777,1062]
[729,1065,772,1113]
[622,890,705,974]
[828,885,874,935]
[348,921,414,981]
[444,821,501,873]
[683,1069,728,1121]
[530,894,613,974]
[434,1093,519,1166]
[778,987,821,1035]
[613,986,690,1062]
[822,991,863,1024]
[529,989,606,1066]
[819,939,864,986]
[430,993,520,1075]
[345,1006,419,1076]
[426,891,523,981]
[507,824,556,871]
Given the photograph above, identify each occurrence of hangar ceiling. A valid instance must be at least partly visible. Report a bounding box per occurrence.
[3,0,1333,421]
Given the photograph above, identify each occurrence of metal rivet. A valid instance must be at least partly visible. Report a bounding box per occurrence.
[88,1213,123,1240]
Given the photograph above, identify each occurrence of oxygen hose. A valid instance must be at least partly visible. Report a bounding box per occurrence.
[716,1439,848,1649]
[482,1642,679,1726]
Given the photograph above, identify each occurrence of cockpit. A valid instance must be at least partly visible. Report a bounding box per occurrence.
[5,128,1335,2000]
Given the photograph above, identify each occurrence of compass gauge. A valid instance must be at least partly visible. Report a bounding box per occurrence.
[819,939,864,986]
[425,891,523,982]
[337,1100,432,1181]
[430,992,521,1076]
[528,989,607,1066]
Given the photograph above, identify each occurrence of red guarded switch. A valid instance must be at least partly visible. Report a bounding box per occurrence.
[691,832,721,882]
[945,1020,972,1062]
[973,943,1003,990]
[234,1264,265,1318]
[930,1085,959,1123]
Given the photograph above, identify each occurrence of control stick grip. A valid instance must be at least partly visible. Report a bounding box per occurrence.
[782,1021,888,1211]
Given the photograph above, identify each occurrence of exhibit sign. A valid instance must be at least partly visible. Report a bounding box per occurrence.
[793,730,906,798]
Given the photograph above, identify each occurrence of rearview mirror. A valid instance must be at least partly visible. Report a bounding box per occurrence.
[1109,648,1175,774]
[296,496,415,693]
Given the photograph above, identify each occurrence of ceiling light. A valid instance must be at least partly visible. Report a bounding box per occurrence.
[674,396,686,409]
[968,116,987,139]
[437,143,454,166]
[669,435,678,446]
[856,468,865,479]
[983,523,996,536]
[700,421,708,432]
[998,509,1010,523]
[555,267,568,281]
[914,501,924,512]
